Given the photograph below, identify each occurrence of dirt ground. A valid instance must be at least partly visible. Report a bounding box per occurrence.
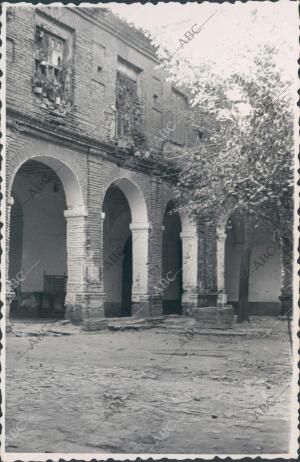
[5,315,295,455]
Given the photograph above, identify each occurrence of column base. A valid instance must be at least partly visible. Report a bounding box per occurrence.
[217,292,227,307]
[65,292,106,324]
[132,296,163,318]
[191,305,234,329]
[182,292,220,314]
[182,293,198,316]
[198,292,218,307]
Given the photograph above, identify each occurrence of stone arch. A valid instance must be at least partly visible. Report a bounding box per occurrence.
[161,196,200,315]
[102,177,150,317]
[8,155,84,210]
[7,155,86,321]
[218,209,282,315]
[160,188,175,221]
[160,188,198,237]
[103,176,149,227]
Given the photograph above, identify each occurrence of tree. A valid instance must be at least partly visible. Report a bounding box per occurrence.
[147,40,294,321]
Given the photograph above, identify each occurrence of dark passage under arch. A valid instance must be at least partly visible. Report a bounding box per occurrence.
[122,235,132,317]
[9,160,67,320]
[162,201,183,315]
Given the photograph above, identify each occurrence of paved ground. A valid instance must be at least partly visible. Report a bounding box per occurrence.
[5,315,294,455]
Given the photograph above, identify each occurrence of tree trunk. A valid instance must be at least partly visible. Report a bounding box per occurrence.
[237,212,251,322]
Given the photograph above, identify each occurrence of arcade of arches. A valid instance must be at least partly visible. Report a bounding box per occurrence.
[6,157,291,325]
[216,211,288,316]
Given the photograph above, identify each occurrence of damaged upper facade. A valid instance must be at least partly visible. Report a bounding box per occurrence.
[32,23,73,112]
[5,6,292,327]
[6,6,193,152]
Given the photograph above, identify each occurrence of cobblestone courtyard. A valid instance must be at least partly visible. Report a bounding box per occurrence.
[5,316,294,455]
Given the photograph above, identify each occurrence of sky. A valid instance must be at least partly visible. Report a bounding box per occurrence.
[105,1,297,81]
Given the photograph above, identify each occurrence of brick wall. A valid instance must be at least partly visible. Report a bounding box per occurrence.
[5,5,223,319]
[6,6,193,152]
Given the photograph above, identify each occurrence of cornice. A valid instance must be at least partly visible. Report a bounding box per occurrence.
[6,108,177,181]
[7,107,110,156]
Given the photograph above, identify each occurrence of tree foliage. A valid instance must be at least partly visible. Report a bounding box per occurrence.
[150,44,294,253]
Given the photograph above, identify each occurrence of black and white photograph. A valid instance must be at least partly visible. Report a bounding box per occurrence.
[1,1,298,459]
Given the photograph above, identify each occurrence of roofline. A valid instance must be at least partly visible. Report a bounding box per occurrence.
[73,7,160,65]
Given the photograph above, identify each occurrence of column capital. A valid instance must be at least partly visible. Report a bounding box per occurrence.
[216,228,227,241]
[64,205,88,218]
[130,222,152,231]
[180,231,198,239]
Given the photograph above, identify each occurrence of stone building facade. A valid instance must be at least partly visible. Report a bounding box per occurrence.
[5,6,292,327]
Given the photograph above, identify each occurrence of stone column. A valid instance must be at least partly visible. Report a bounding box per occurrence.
[85,211,105,293]
[64,205,105,322]
[130,222,153,317]
[6,196,16,331]
[180,226,199,315]
[216,227,228,307]
[64,206,87,321]
[83,210,106,320]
